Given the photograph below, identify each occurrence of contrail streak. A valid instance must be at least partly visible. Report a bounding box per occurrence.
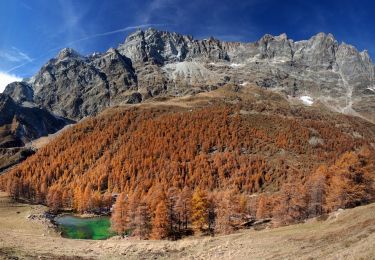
[48,23,167,53]
[6,24,166,73]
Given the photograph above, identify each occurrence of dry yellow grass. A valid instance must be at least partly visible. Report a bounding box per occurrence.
[0,192,374,260]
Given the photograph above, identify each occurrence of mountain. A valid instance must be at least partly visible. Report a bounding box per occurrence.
[4,28,375,122]
[0,93,69,147]
[0,93,70,171]
[3,82,34,105]
[1,28,375,173]
[1,29,375,241]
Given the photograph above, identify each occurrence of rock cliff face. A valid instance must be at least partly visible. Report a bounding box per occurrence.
[26,47,138,120]
[4,28,375,122]
[3,82,34,105]
[119,29,375,120]
[118,28,229,64]
[0,94,69,148]
[0,93,70,172]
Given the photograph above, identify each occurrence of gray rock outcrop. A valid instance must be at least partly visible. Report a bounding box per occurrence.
[0,93,70,148]
[4,28,375,122]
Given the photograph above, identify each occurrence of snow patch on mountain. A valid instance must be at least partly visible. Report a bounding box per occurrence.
[230,63,244,68]
[300,96,314,106]
[367,85,375,92]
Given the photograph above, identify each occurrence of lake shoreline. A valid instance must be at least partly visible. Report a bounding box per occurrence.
[25,207,113,240]
[55,214,115,240]
[55,211,111,219]
[13,199,115,240]
[1,192,374,259]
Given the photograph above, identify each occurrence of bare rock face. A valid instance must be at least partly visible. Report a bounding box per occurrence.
[26,47,138,120]
[293,33,338,69]
[3,82,34,104]
[0,93,70,172]
[90,48,138,106]
[4,28,375,122]
[254,33,294,61]
[117,30,375,122]
[0,94,69,148]
[118,28,229,65]
[31,48,111,120]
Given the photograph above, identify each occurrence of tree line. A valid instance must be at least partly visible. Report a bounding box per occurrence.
[0,103,374,239]
[110,148,375,239]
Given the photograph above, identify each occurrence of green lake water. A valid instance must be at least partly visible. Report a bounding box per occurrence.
[55,215,115,240]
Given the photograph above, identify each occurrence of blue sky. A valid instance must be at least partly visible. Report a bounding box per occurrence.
[1,0,375,90]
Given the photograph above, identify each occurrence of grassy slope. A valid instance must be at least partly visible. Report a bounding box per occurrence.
[0,191,374,260]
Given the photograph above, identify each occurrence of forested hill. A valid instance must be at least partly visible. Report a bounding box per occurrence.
[1,86,375,239]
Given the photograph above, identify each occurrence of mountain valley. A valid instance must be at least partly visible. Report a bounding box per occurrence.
[0,28,375,259]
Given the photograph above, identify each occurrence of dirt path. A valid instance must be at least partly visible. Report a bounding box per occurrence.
[0,192,374,259]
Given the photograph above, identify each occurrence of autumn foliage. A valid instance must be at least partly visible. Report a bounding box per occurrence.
[1,102,374,239]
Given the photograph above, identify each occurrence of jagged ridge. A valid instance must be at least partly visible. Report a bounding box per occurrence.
[4,28,375,122]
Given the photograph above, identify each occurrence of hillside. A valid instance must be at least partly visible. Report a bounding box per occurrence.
[1,85,374,238]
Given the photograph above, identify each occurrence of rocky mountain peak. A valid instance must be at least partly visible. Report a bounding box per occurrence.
[3,28,375,123]
[255,33,293,60]
[314,32,335,40]
[275,33,288,41]
[125,28,145,43]
[105,47,125,60]
[292,32,338,68]
[56,48,82,60]
[259,33,286,42]
[307,32,338,51]
[119,28,229,64]
[3,82,34,104]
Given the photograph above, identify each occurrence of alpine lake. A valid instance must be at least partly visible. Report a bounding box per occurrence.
[55,215,115,240]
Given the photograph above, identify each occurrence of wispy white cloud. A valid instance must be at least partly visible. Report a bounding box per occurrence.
[0,48,32,63]
[137,0,185,25]
[11,47,33,62]
[61,24,166,47]
[140,0,176,23]
[57,0,87,36]
[0,48,34,74]
[6,61,33,74]
[0,72,22,93]
[6,24,165,73]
